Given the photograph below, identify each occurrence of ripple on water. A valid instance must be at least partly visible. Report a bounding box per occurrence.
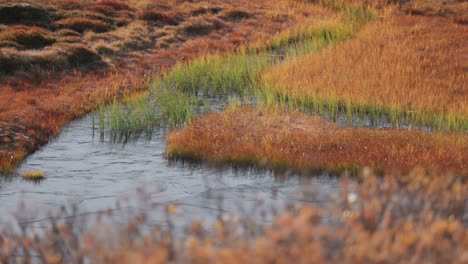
[0,113,340,224]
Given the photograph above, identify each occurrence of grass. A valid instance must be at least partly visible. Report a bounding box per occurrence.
[54,17,113,33]
[167,107,467,174]
[0,26,55,50]
[99,2,372,138]
[22,170,45,180]
[262,15,468,132]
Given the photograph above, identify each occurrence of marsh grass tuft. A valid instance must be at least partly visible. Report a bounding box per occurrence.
[22,170,45,180]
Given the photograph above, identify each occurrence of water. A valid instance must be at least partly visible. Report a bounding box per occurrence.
[0,114,339,226]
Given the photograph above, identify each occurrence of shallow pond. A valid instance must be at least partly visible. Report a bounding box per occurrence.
[0,113,340,226]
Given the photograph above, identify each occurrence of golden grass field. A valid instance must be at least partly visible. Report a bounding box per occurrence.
[262,14,467,130]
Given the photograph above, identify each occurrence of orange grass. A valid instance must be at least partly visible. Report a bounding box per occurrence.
[262,15,467,131]
[167,107,467,174]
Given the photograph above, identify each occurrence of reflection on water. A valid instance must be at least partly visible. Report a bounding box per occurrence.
[0,114,339,225]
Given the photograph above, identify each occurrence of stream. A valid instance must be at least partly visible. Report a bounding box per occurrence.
[0,113,340,227]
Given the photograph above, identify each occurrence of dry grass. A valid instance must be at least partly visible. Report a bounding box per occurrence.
[0,26,55,50]
[167,107,467,174]
[262,14,467,131]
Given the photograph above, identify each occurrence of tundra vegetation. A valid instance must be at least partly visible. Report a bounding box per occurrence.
[0,0,467,263]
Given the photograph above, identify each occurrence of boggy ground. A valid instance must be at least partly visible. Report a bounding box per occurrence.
[0,0,336,172]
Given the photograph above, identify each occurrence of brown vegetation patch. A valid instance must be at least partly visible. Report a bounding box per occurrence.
[167,107,467,174]
[192,6,223,16]
[0,26,55,49]
[181,18,223,37]
[60,0,84,11]
[219,9,252,22]
[54,17,113,33]
[55,28,81,37]
[139,10,180,26]
[61,43,103,67]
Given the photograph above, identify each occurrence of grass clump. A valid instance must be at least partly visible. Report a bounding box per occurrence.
[0,26,55,49]
[139,10,179,26]
[180,18,223,37]
[219,9,252,22]
[22,170,45,180]
[54,18,113,33]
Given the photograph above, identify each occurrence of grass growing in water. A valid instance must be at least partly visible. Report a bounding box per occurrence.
[22,170,45,180]
[100,2,373,139]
